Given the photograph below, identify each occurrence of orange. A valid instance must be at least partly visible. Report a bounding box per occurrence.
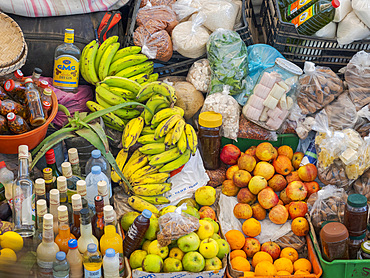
[230,250,247,261]
[293,258,312,273]
[252,251,273,268]
[291,217,309,237]
[243,271,255,277]
[242,218,261,237]
[225,230,245,250]
[254,261,277,276]
[274,257,293,274]
[277,270,292,275]
[294,270,311,275]
[231,257,251,272]
[280,247,299,263]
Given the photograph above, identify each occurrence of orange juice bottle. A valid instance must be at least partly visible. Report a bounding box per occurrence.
[55,205,76,253]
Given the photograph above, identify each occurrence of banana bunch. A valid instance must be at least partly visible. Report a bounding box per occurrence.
[80,36,157,85]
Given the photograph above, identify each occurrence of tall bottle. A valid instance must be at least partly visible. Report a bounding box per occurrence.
[24,78,46,127]
[85,166,109,210]
[37,213,60,277]
[57,176,73,225]
[78,208,99,254]
[71,194,82,239]
[91,196,104,241]
[61,162,81,191]
[36,199,47,244]
[68,148,82,177]
[35,178,47,204]
[46,149,62,181]
[50,189,60,236]
[53,28,80,93]
[85,150,111,190]
[103,248,120,278]
[55,205,76,253]
[76,180,89,211]
[281,0,319,21]
[123,209,152,258]
[12,145,35,237]
[66,239,83,278]
[0,160,14,202]
[43,167,55,201]
[83,243,102,278]
[98,180,117,224]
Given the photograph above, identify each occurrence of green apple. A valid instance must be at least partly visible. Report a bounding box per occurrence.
[205,257,223,271]
[177,232,200,252]
[120,211,140,231]
[196,219,214,240]
[216,239,230,260]
[135,267,143,271]
[142,254,163,273]
[183,206,200,219]
[177,198,200,210]
[144,218,159,240]
[142,240,152,252]
[159,205,177,216]
[148,240,169,259]
[182,251,205,272]
[211,233,221,240]
[129,250,147,269]
[169,247,185,261]
[203,218,219,233]
[194,186,216,206]
[163,257,183,272]
[199,238,219,259]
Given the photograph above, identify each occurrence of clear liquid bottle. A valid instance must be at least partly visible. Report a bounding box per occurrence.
[61,162,81,191]
[83,243,103,278]
[85,150,111,190]
[0,160,14,202]
[103,248,120,278]
[46,149,62,181]
[36,199,47,245]
[76,180,89,211]
[91,196,105,241]
[12,145,35,237]
[71,194,82,239]
[57,176,73,225]
[53,28,80,93]
[85,166,109,210]
[7,112,30,134]
[24,78,46,127]
[123,209,152,258]
[49,189,60,236]
[78,208,99,254]
[68,148,82,177]
[55,205,76,254]
[66,239,83,278]
[53,251,70,278]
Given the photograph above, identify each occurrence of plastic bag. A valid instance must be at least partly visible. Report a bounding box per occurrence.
[186,59,212,93]
[238,114,278,141]
[324,93,357,130]
[207,29,248,96]
[352,0,370,29]
[307,185,347,234]
[140,0,176,8]
[333,0,352,22]
[288,103,316,140]
[354,106,370,137]
[314,22,337,39]
[157,204,200,246]
[217,193,242,234]
[354,167,370,204]
[297,62,344,115]
[171,0,200,22]
[201,85,241,140]
[337,11,370,45]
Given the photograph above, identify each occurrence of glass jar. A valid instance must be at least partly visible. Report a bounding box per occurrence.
[243,58,302,131]
[360,241,370,259]
[320,222,349,262]
[344,194,368,237]
[198,112,222,170]
[348,233,366,259]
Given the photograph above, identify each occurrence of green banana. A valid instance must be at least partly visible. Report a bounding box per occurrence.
[137,195,170,205]
[98,42,120,80]
[136,81,177,103]
[104,121,126,132]
[84,40,100,84]
[127,196,159,216]
[96,85,127,106]
[155,102,170,113]
[111,46,141,63]
[95,93,140,120]
[132,183,171,196]
[131,173,170,186]
[115,61,154,78]
[101,76,141,94]
[151,107,184,127]
[129,72,151,84]
[141,126,155,135]
[159,149,191,173]
[109,87,137,99]
[138,134,165,144]
[95,36,118,73]
[123,117,144,150]
[86,101,125,131]
[143,95,170,125]
[149,147,182,166]
[177,130,187,154]
[154,114,182,140]
[129,164,163,182]
[108,54,148,76]
[147,73,159,83]
[139,143,166,155]
[122,153,148,179]
[80,42,92,83]
[170,119,186,146]
[185,124,198,155]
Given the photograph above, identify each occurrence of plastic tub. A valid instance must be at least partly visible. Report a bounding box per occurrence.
[0,92,58,154]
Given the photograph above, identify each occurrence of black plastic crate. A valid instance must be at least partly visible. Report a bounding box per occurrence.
[260,0,370,72]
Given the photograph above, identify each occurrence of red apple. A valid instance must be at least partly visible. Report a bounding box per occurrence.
[297,163,317,182]
[269,204,289,225]
[286,181,308,201]
[237,187,256,205]
[288,201,308,219]
[261,241,281,261]
[268,174,287,192]
[243,237,261,258]
[220,144,241,165]
[257,187,279,209]
[280,188,292,205]
[292,152,304,169]
[305,181,320,198]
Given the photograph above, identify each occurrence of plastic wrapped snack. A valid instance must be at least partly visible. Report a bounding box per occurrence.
[324,93,357,131]
[354,168,370,203]
[354,106,370,137]
[186,59,211,92]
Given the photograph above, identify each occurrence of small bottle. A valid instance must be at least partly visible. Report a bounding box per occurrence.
[68,148,82,177]
[4,79,27,104]
[32,67,43,86]
[53,251,70,278]
[0,160,14,202]
[57,176,73,225]
[37,213,60,277]
[53,28,81,93]
[0,115,9,134]
[123,209,152,258]
[85,166,109,210]
[67,239,83,278]
[78,208,99,254]
[12,145,35,237]
[0,99,26,117]
[46,149,62,181]
[7,112,30,134]
[43,167,55,201]
[35,178,47,204]
[24,78,46,126]
[103,248,120,278]
[0,69,24,85]
[76,180,89,211]
[344,194,368,237]
[61,162,81,191]
[39,80,50,94]
[85,150,112,190]
[71,194,82,239]
[348,233,366,259]
[41,87,53,104]
[50,189,60,236]
[43,101,52,119]
[55,205,76,253]
[91,196,105,241]
[83,243,103,278]
[36,199,47,244]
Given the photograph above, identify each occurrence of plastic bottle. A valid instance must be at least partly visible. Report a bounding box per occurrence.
[66,239,83,278]
[53,251,70,278]
[23,78,46,126]
[103,248,120,278]
[85,166,109,210]
[83,243,102,278]
[123,209,152,258]
[0,160,14,202]
[85,150,111,190]
[7,112,30,134]
[282,0,319,21]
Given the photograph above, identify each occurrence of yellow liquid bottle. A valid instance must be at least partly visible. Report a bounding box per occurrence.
[55,205,76,253]
[83,243,102,278]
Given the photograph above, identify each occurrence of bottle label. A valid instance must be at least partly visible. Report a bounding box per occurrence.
[84,268,101,278]
[127,222,138,240]
[64,30,74,44]
[53,55,79,90]
[37,259,53,269]
[291,5,315,27]
[287,0,312,16]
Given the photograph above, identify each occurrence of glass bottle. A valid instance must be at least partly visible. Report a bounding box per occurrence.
[0,69,24,86]
[43,167,55,202]
[348,233,366,259]
[39,80,49,94]
[85,166,109,211]
[85,150,112,190]
[76,180,89,211]
[7,112,31,134]
[61,162,81,191]
[3,79,27,104]
[36,199,47,244]
[0,160,14,202]
[53,28,80,93]
[344,194,368,237]
[66,239,83,278]
[0,99,26,117]
[57,176,73,225]
[46,149,62,181]
[91,196,105,241]
[0,115,9,134]
[98,180,117,223]
[83,243,103,278]
[55,205,76,253]
[43,101,52,119]
[103,248,120,278]
[12,145,35,237]
[41,87,53,105]
[37,213,60,277]
[71,194,82,239]
[68,148,82,177]
[35,178,47,204]
[78,208,99,254]
[50,189,60,236]
[32,67,43,86]
[53,251,70,278]
[28,152,35,182]
[123,209,152,258]
[23,78,46,126]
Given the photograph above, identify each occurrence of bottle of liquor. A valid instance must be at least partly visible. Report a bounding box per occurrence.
[97,180,117,223]
[55,205,76,253]
[68,148,82,177]
[42,101,52,120]
[61,162,81,191]
[12,145,35,237]
[49,189,60,236]
[71,194,82,239]
[43,167,55,202]
[57,176,73,225]
[35,199,47,244]
[53,28,80,93]
[76,180,89,211]
[24,78,46,127]
[31,67,42,86]
[45,149,62,181]
[78,208,99,254]
[91,196,104,241]
[35,178,47,204]
[41,87,52,104]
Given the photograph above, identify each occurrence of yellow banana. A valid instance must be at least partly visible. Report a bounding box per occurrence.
[154,114,182,140]
[98,42,120,80]
[129,71,153,84]
[86,101,125,131]
[127,196,159,216]
[111,46,141,63]
[155,101,170,113]
[132,183,172,196]
[138,195,170,205]
[123,117,144,150]
[151,107,184,127]
[108,87,137,99]
[115,61,154,78]
[95,36,118,73]
[143,95,170,125]
[136,81,177,103]
[177,130,188,154]
[141,126,155,135]
[185,124,198,155]
[149,148,182,166]
[96,85,128,106]
[131,173,170,186]
[170,119,186,146]
[85,40,100,84]
[108,54,148,76]
[80,41,93,83]
[129,164,163,182]
[147,73,159,83]
[125,149,143,165]
[164,128,175,147]
[100,76,141,94]
[111,149,128,183]
[159,149,191,173]
[122,153,148,179]
[139,143,166,155]
[137,134,165,144]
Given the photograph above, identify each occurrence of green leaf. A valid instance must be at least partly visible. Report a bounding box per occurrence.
[58,104,70,117]
[88,122,109,153]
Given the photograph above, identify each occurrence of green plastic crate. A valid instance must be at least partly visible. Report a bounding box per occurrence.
[221,133,299,153]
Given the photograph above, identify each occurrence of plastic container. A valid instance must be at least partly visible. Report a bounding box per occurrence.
[85,166,109,210]
[348,233,366,259]
[320,222,349,262]
[83,243,102,278]
[85,149,111,192]
[53,251,70,278]
[103,248,120,278]
[344,194,368,237]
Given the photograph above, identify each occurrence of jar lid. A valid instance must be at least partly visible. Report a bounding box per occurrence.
[361,241,370,255]
[347,194,367,208]
[320,222,349,243]
[349,233,366,240]
[275,58,303,76]
[199,112,222,128]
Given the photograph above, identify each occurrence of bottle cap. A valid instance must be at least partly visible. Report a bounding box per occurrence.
[68,148,79,164]
[34,68,43,75]
[37,199,47,216]
[4,80,15,91]
[24,78,33,84]
[40,81,48,89]
[275,58,303,76]
[104,205,114,221]
[347,194,367,208]
[87,243,97,253]
[57,176,67,193]
[42,101,51,109]
[0,161,5,169]
[14,70,23,79]
[72,194,82,211]
[45,149,56,164]
[91,165,101,175]
[7,112,16,122]
[68,239,78,249]
[61,162,72,178]
[361,241,370,255]
[94,195,103,209]
[43,167,53,182]
[77,180,87,196]
[43,213,53,229]
[105,248,116,258]
[332,0,340,8]
[98,181,108,196]
[199,112,222,128]
[49,189,60,205]
[142,209,152,219]
[18,145,29,159]
[320,222,349,243]
[56,251,66,261]
[35,178,46,195]
[58,205,68,222]
[43,88,52,96]
[92,150,101,159]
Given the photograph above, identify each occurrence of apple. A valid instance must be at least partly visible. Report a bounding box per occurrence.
[279,188,292,204]
[238,154,256,172]
[142,240,151,252]
[298,163,317,182]
[243,237,261,258]
[268,174,287,192]
[305,181,320,198]
[269,204,289,225]
[144,218,159,240]
[222,179,240,196]
[129,250,147,269]
[220,144,241,165]
[159,205,177,217]
[197,219,215,240]
[233,170,252,188]
[142,254,163,273]
[199,238,220,258]
[278,199,284,205]
[182,251,205,272]
[216,239,230,260]
[248,176,268,195]
[203,218,219,233]
[292,152,304,169]
[233,203,252,220]
[272,147,278,160]
[177,232,200,252]
[148,240,169,259]
[169,247,184,261]
[163,257,183,272]
[286,181,308,201]
[245,146,258,159]
[273,156,293,176]
[288,201,308,219]
[256,142,275,161]
[195,186,216,206]
[253,162,275,180]
[183,206,200,219]
[199,206,216,220]
[251,203,267,220]
[237,188,256,205]
[286,171,301,183]
[211,233,221,240]
[257,187,279,209]
[226,165,239,180]
[261,241,281,261]
[205,257,223,271]
[278,146,294,160]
